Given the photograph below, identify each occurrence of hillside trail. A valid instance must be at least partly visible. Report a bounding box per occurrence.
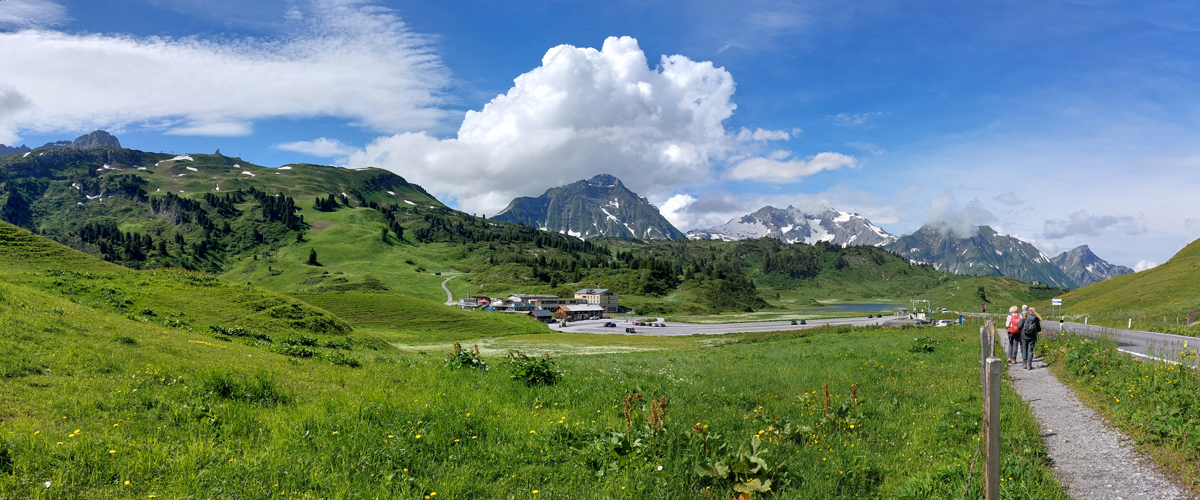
[1003,337,1190,499]
[441,275,456,305]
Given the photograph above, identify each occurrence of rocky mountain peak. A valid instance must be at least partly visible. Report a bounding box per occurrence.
[70,130,122,150]
[493,175,684,240]
[1051,244,1133,287]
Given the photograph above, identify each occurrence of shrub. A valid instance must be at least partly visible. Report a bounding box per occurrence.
[324,350,362,368]
[210,325,272,342]
[280,335,318,347]
[323,338,351,350]
[446,342,488,371]
[908,337,938,353]
[274,343,317,358]
[507,350,561,386]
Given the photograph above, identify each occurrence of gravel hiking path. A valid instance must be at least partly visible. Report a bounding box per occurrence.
[1004,339,1189,499]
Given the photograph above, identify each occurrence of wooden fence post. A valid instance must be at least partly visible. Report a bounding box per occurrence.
[980,320,994,398]
[984,357,1002,500]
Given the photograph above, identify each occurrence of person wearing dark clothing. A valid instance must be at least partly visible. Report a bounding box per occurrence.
[1016,307,1042,369]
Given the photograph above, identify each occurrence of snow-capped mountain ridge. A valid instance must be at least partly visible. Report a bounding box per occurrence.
[686,205,898,247]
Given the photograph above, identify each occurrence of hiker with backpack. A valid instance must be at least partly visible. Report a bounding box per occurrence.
[1005,305,1023,364]
[1016,306,1043,370]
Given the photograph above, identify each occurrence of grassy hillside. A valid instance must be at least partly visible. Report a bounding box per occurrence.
[0,274,1070,497]
[0,220,352,341]
[1053,238,1200,334]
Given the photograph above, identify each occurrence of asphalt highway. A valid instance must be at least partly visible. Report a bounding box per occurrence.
[1049,319,1198,368]
[548,315,903,336]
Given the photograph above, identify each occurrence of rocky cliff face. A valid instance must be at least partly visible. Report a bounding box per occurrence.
[687,205,897,247]
[1051,245,1133,287]
[492,174,685,240]
[69,130,121,150]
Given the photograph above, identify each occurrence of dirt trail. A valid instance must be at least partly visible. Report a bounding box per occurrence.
[1004,339,1188,499]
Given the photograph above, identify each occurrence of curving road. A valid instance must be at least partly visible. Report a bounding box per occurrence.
[548,315,904,336]
[441,275,456,305]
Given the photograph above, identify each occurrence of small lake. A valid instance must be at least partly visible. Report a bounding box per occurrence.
[802,303,899,312]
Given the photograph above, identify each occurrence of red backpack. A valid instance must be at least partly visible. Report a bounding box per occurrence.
[1006,312,1021,334]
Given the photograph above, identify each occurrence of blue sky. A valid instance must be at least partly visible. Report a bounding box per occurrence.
[2,0,1199,269]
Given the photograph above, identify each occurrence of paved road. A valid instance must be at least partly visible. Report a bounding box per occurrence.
[1052,319,1198,368]
[968,313,1198,368]
[441,276,456,305]
[548,315,903,336]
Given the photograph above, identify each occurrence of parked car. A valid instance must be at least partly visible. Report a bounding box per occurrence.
[934,319,950,327]
[800,319,807,325]
[790,320,798,325]
[866,314,873,318]
[915,318,931,325]
[626,327,637,333]
[604,322,616,327]
[655,322,665,327]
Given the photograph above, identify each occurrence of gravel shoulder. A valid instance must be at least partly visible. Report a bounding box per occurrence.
[1004,337,1190,499]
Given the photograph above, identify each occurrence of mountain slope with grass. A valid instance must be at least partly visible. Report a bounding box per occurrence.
[0,220,354,340]
[1055,237,1200,333]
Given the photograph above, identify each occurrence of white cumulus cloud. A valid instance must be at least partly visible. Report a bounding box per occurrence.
[0,0,67,29]
[0,0,448,144]
[1042,210,1142,239]
[346,36,841,215]
[1134,260,1158,272]
[275,137,355,157]
[927,193,997,237]
[723,152,857,182]
[658,194,699,230]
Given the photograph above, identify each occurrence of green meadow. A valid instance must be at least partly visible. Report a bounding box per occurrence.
[1,277,1069,498]
[0,218,1075,499]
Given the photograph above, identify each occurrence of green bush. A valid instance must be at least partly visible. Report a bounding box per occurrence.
[323,350,362,368]
[506,350,561,386]
[908,337,938,353]
[280,335,318,347]
[445,342,488,371]
[273,343,317,358]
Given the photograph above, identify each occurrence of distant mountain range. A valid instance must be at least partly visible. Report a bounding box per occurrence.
[884,224,1088,289]
[686,204,1131,289]
[687,205,898,247]
[492,174,685,240]
[0,130,121,156]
